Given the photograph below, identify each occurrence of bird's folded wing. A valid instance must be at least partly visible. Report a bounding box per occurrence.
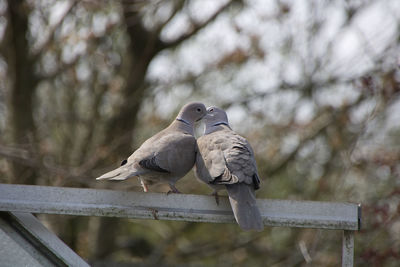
[135,132,195,174]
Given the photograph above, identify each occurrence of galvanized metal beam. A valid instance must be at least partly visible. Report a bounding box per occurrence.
[342,230,355,267]
[0,184,360,231]
[0,211,89,267]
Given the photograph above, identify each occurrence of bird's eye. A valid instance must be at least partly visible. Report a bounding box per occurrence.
[196,108,201,112]
[209,108,214,112]
[121,159,128,166]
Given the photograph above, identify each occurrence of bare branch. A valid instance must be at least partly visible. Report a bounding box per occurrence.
[38,19,120,80]
[0,145,35,167]
[158,0,237,50]
[266,92,368,177]
[266,112,334,176]
[31,0,78,60]
[38,55,80,80]
[156,0,185,35]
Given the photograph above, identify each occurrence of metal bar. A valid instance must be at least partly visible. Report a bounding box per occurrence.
[358,204,362,230]
[0,213,54,266]
[1,211,89,267]
[342,230,354,267]
[0,184,360,230]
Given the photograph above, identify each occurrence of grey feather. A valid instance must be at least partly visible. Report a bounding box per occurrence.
[195,106,264,231]
[96,102,207,192]
[96,163,145,181]
[226,183,263,231]
[139,157,170,173]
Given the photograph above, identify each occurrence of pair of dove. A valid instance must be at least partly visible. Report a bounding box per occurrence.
[96,102,264,231]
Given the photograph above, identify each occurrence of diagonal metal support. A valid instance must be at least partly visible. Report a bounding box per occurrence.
[0,211,89,267]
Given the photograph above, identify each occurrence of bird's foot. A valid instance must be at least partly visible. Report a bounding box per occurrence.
[167,184,181,195]
[150,209,159,220]
[211,191,220,205]
[140,180,149,193]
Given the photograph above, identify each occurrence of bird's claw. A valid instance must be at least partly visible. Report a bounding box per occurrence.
[150,209,158,220]
[140,179,149,192]
[167,184,181,195]
[211,191,220,205]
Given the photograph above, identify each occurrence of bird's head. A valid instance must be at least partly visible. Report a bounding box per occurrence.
[203,106,230,133]
[176,102,207,125]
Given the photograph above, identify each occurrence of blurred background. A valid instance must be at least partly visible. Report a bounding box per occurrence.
[1,0,400,266]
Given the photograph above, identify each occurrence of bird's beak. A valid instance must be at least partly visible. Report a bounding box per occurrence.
[196,117,203,122]
[196,112,207,122]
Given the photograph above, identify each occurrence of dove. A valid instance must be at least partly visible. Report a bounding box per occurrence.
[96,102,207,193]
[194,107,264,231]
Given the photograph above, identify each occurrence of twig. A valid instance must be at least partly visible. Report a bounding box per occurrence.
[31,0,78,61]
[157,0,237,50]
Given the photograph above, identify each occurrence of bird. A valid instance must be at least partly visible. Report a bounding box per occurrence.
[194,106,264,231]
[96,102,207,193]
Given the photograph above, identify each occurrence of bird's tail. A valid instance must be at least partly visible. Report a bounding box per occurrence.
[226,183,264,231]
[96,164,143,181]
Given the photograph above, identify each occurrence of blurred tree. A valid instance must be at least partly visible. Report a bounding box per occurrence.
[0,0,241,263]
[5,0,39,184]
[0,0,400,266]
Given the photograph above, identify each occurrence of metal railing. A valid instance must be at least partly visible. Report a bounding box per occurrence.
[0,184,361,266]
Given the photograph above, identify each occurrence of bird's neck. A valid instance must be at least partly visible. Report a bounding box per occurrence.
[176,118,191,126]
[204,122,231,135]
[173,118,194,135]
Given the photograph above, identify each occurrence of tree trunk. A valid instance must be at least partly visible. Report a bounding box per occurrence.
[6,0,39,184]
[93,9,164,260]
[102,19,161,159]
